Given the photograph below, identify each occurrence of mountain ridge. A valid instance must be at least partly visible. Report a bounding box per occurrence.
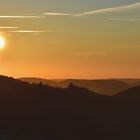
[19,77,138,96]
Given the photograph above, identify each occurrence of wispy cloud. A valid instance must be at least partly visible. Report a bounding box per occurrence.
[76,51,107,55]
[0,26,19,29]
[109,18,140,21]
[0,2,140,20]
[11,30,44,33]
[0,15,45,19]
[9,30,47,33]
[8,30,67,33]
[44,12,72,16]
[74,2,140,16]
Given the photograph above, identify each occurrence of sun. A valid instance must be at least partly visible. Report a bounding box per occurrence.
[0,36,6,49]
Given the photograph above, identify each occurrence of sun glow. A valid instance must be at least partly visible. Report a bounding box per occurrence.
[0,36,6,49]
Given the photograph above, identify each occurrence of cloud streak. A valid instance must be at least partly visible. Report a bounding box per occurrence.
[43,2,140,17]
[0,26,19,29]
[74,2,140,16]
[76,51,107,55]
[9,30,44,33]
[8,30,67,34]
[0,15,45,19]
[44,12,72,16]
[0,2,139,20]
[109,18,140,21]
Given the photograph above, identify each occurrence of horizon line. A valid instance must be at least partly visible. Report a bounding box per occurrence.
[1,75,140,80]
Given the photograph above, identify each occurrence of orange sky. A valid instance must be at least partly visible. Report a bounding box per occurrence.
[0,1,140,79]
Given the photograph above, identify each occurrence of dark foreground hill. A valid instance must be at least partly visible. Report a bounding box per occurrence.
[19,78,131,96]
[0,75,140,140]
[116,85,140,98]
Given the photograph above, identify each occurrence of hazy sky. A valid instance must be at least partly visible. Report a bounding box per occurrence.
[0,0,140,79]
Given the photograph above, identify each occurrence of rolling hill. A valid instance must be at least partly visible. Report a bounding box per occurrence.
[19,78,131,96]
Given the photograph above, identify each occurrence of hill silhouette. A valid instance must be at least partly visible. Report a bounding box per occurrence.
[0,75,140,139]
[116,85,140,98]
[19,77,58,86]
[19,78,131,96]
[118,79,140,87]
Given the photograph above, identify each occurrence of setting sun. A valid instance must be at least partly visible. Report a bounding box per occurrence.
[0,36,6,49]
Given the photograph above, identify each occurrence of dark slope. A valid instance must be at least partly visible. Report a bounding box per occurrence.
[19,78,130,96]
[116,85,140,98]
[0,76,110,140]
[1,75,140,140]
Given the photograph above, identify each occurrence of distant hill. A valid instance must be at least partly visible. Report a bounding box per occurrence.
[19,78,130,96]
[19,77,58,86]
[57,79,130,96]
[118,79,140,87]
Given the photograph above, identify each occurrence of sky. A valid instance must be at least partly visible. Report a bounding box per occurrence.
[0,0,140,79]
